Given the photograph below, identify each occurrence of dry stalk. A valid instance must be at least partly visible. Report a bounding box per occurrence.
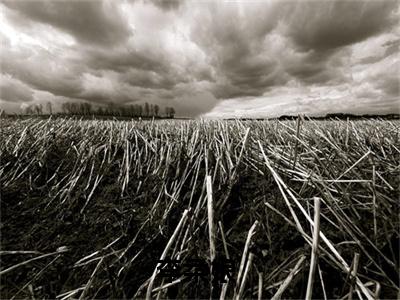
[79,256,104,300]
[257,271,263,300]
[145,209,189,300]
[206,175,216,263]
[348,253,360,300]
[219,221,230,300]
[258,141,375,300]
[0,249,68,276]
[234,220,258,297]
[305,197,321,300]
[292,115,302,170]
[271,255,306,300]
[236,252,254,300]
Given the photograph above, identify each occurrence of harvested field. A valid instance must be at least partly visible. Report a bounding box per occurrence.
[1,117,399,299]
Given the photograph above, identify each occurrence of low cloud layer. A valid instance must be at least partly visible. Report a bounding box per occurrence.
[1,0,398,117]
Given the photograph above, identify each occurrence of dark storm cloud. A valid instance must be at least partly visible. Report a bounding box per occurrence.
[3,0,131,46]
[148,0,184,11]
[211,55,288,98]
[378,77,399,97]
[190,2,286,99]
[1,50,83,99]
[0,0,398,117]
[358,39,400,65]
[0,75,34,103]
[189,0,398,100]
[358,55,384,66]
[375,72,399,97]
[284,50,349,85]
[83,47,191,90]
[223,56,278,87]
[283,0,399,52]
[120,69,179,90]
[277,0,398,87]
[84,47,167,73]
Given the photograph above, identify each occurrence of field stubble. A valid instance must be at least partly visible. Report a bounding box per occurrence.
[0,117,399,299]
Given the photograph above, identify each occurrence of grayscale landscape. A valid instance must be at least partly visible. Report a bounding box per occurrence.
[0,0,399,299]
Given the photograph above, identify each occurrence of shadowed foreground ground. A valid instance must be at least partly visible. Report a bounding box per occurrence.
[1,118,399,299]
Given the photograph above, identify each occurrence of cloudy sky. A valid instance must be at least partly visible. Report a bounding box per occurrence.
[0,0,399,118]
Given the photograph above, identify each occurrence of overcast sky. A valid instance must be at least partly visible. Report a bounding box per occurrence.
[0,0,399,117]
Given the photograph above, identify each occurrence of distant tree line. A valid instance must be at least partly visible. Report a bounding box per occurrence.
[24,103,45,115]
[277,113,400,120]
[23,102,176,118]
[324,113,400,120]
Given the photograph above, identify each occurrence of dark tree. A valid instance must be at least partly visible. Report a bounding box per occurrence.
[165,106,170,118]
[144,102,150,117]
[97,106,104,115]
[25,105,33,115]
[61,102,70,114]
[82,103,92,115]
[149,104,154,117]
[79,103,86,115]
[170,107,175,118]
[46,102,52,115]
[165,106,175,118]
[137,105,143,117]
[70,103,79,115]
[34,104,43,115]
[107,103,116,116]
[129,105,136,117]
[154,104,160,117]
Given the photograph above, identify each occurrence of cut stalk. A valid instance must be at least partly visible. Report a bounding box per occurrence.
[292,115,302,170]
[219,221,230,300]
[206,176,216,263]
[371,163,377,242]
[206,175,216,298]
[236,253,254,300]
[0,250,67,276]
[234,221,258,297]
[258,142,374,300]
[79,257,104,300]
[145,209,189,300]
[257,271,263,300]
[306,197,321,300]
[348,253,360,300]
[271,255,306,300]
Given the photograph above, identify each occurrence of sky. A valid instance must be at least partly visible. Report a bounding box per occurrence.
[0,0,399,118]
